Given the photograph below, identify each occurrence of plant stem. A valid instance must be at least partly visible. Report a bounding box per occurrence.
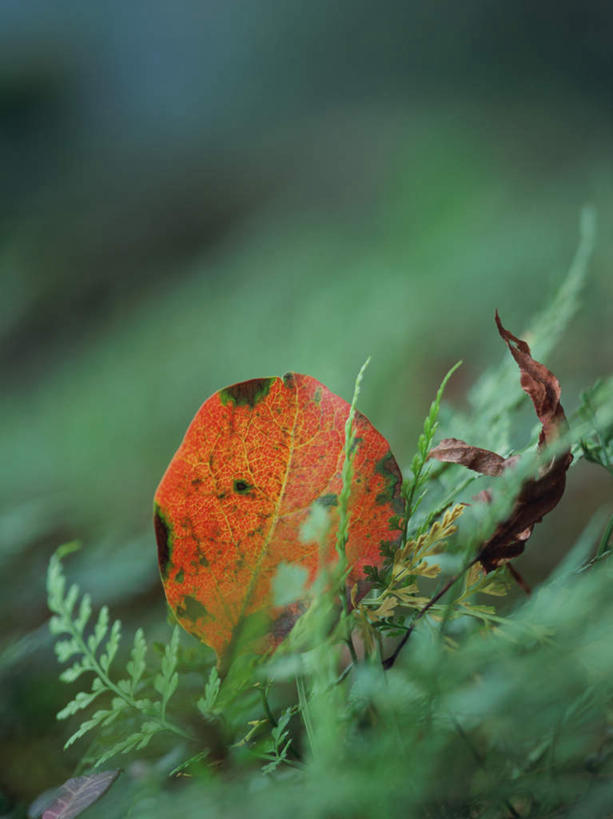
[259,684,277,727]
[335,358,370,664]
[402,360,463,544]
[382,556,479,670]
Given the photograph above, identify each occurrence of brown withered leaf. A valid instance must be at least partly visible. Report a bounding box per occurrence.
[494,311,568,448]
[428,313,573,572]
[429,438,517,477]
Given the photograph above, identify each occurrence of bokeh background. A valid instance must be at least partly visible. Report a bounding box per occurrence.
[2,1,612,811]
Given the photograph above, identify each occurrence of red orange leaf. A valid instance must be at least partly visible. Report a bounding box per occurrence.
[154,373,403,663]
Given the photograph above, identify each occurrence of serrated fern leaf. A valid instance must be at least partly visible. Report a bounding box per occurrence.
[88,606,109,653]
[154,626,179,718]
[47,547,191,768]
[402,361,462,540]
[99,620,121,673]
[64,703,126,749]
[261,707,294,774]
[197,666,221,720]
[74,594,92,634]
[57,688,106,721]
[59,661,88,684]
[124,628,147,695]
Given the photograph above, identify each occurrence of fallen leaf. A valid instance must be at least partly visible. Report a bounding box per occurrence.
[154,373,403,663]
[42,770,120,819]
[429,314,572,572]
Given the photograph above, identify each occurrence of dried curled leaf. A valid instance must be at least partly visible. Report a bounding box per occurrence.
[154,373,403,663]
[429,314,572,572]
[495,311,568,447]
[429,438,517,477]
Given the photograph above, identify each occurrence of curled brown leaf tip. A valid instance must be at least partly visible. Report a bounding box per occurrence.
[429,438,515,477]
[433,315,573,574]
[495,311,567,448]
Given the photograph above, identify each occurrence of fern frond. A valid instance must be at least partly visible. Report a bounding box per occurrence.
[124,627,147,695]
[154,626,179,718]
[47,547,192,768]
[197,666,221,721]
[402,361,462,540]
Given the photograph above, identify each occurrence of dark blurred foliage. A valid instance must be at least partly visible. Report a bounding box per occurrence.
[1,1,612,810]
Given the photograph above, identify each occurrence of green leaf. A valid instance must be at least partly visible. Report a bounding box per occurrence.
[64,584,79,619]
[74,595,92,634]
[89,606,109,652]
[49,616,65,635]
[125,628,147,694]
[57,689,104,721]
[402,360,462,534]
[99,620,121,673]
[59,662,87,684]
[154,626,179,714]
[94,733,150,768]
[197,666,221,720]
[55,639,80,663]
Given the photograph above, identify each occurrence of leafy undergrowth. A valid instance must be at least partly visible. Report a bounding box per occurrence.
[41,214,613,819]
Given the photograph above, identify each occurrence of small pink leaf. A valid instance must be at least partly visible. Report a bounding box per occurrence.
[42,770,120,819]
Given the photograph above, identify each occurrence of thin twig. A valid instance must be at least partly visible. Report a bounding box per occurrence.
[258,684,277,727]
[507,563,531,595]
[382,556,479,670]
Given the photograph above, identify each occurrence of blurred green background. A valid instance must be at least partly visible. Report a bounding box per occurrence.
[1,1,612,811]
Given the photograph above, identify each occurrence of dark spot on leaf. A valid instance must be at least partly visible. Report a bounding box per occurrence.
[199,554,209,566]
[176,596,210,622]
[283,372,295,388]
[317,493,338,507]
[175,568,184,583]
[154,505,173,579]
[313,387,322,403]
[219,377,275,408]
[272,601,306,641]
[191,477,202,486]
[375,450,404,514]
[233,479,253,494]
[350,436,364,454]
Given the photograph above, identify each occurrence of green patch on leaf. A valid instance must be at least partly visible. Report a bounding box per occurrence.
[375,451,403,513]
[153,504,174,580]
[317,493,338,507]
[176,596,210,623]
[219,377,275,407]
